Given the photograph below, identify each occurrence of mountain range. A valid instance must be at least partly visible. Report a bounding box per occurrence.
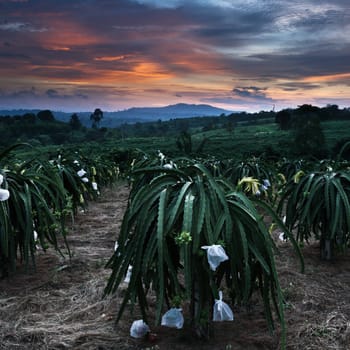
[0,103,234,128]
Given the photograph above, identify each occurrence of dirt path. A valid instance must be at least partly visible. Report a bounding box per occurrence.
[0,183,134,350]
[1,183,350,349]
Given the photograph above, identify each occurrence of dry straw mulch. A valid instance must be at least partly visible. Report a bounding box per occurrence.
[1,183,350,349]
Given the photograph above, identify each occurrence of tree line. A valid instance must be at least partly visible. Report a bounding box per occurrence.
[1,104,349,160]
[0,109,107,146]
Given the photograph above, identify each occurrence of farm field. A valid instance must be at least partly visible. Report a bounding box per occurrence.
[1,183,350,350]
[6,118,350,164]
[1,0,350,347]
[98,119,350,159]
[2,1,350,348]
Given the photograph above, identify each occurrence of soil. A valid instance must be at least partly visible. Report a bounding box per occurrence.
[1,183,350,349]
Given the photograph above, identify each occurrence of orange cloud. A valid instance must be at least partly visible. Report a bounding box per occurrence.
[303,73,350,83]
[131,62,173,79]
[94,55,129,62]
[46,46,71,51]
[35,13,103,48]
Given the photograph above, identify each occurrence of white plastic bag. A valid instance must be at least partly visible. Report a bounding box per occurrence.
[130,319,150,338]
[201,244,229,271]
[278,232,288,241]
[213,291,234,321]
[77,169,86,177]
[161,308,184,329]
[124,265,133,283]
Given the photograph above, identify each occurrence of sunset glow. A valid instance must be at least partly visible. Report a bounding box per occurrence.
[0,0,350,112]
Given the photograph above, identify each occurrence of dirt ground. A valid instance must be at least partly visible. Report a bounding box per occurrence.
[1,183,350,349]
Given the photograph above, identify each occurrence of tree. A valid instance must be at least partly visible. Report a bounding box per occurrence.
[275,109,291,130]
[295,104,320,115]
[69,113,82,130]
[22,113,36,123]
[37,110,55,122]
[292,113,327,158]
[176,131,208,155]
[225,120,235,133]
[90,108,103,129]
[175,119,189,133]
[320,104,340,121]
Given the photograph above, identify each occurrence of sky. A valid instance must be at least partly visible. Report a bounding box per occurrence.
[0,0,350,113]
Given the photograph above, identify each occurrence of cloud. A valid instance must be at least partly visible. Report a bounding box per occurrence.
[0,21,47,32]
[193,85,276,110]
[314,97,350,107]
[202,96,276,110]
[94,55,129,62]
[0,86,38,98]
[46,89,62,98]
[46,89,88,100]
[0,0,350,112]
[131,0,183,8]
[232,86,268,99]
[0,87,88,101]
[278,82,322,92]
[0,52,29,60]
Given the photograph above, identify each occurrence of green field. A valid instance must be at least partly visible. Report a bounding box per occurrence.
[89,119,350,161]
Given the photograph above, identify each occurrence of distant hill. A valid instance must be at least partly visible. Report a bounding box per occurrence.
[107,103,232,122]
[0,103,234,128]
